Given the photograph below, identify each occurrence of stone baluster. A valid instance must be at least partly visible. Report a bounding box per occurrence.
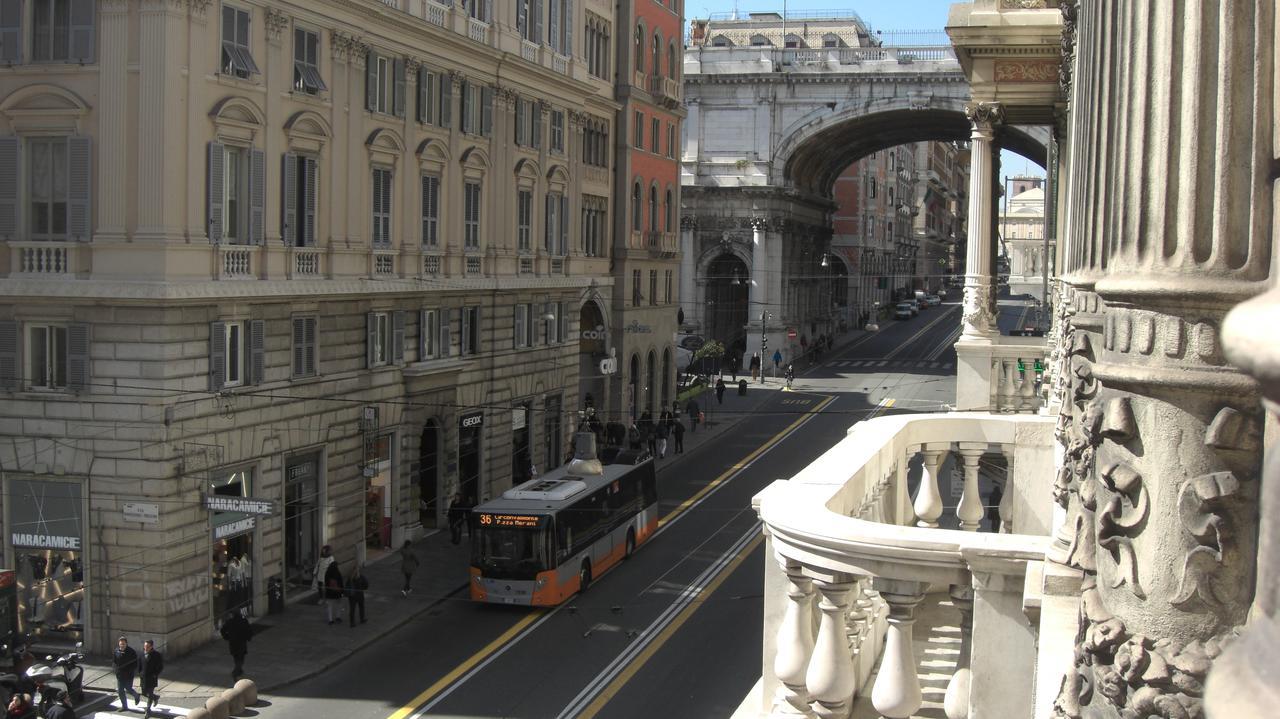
[774,556,816,715]
[944,585,975,719]
[956,443,986,531]
[870,580,927,719]
[807,577,859,719]
[999,446,1016,533]
[913,444,949,528]
[1018,357,1038,411]
[994,358,1014,411]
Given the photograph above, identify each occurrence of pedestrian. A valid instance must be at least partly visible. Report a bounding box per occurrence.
[111,636,140,711]
[987,484,1004,533]
[672,418,685,454]
[138,639,163,718]
[655,418,669,459]
[219,609,252,679]
[311,544,334,605]
[785,363,795,390]
[447,493,466,545]
[731,354,739,382]
[399,539,420,595]
[715,378,726,405]
[772,349,782,372]
[640,410,656,456]
[685,398,700,434]
[750,352,761,381]
[627,420,642,449]
[41,690,74,719]
[323,559,344,624]
[346,563,369,625]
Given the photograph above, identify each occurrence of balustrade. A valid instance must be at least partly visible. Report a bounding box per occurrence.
[467,18,488,44]
[422,254,441,276]
[424,0,447,26]
[12,242,73,275]
[372,251,396,276]
[217,245,253,279]
[956,336,1047,413]
[289,248,322,278]
[747,412,1054,719]
[464,254,483,275]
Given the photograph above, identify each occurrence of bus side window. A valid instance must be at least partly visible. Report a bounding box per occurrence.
[642,465,657,506]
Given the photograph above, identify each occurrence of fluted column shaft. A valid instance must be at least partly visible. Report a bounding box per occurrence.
[774,556,816,715]
[679,225,696,326]
[956,444,986,531]
[807,578,858,719]
[137,0,179,237]
[960,102,1004,340]
[97,0,129,239]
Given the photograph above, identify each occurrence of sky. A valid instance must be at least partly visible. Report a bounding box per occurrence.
[688,1,1045,181]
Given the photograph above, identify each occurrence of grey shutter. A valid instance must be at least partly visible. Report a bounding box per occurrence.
[472,306,481,354]
[69,0,95,63]
[0,0,20,64]
[207,141,224,243]
[533,0,543,46]
[393,58,406,117]
[303,157,317,246]
[440,76,451,128]
[416,68,426,123]
[513,305,520,349]
[249,147,265,244]
[305,317,316,375]
[560,193,568,255]
[0,136,17,238]
[249,319,265,384]
[440,309,453,357]
[514,100,524,145]
[549,0,560,53]
[66,323,90,393]
[281,153,297,246]
[67,136,91,241]
[559,302,568,344]
[532,104,541,149]
[292,317,305,376]
[419,309,428,358]
[516,0,526,37]
[392,310,405,364]
[366,312,377,368]
[564,0,572,58]
[371,169,383,246]
[484,0,492,25]
[544,193,552,252]
[209,322,226,390]
[480,85,491,136]
[365,51,377,111]
[0,320,16,390]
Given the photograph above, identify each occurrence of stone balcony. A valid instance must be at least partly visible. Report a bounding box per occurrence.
[955,334,1048,413]
[737,412,1059,719]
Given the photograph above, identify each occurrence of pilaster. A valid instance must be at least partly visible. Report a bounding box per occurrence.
[96,0,129,240]
[135,0,186,240]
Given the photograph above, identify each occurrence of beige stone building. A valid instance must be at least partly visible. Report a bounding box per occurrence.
[0,0,623,655]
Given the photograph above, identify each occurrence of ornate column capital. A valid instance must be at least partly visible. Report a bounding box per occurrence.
[679,216,698,231]
[264,7,289,44]
[749,217,769,232]
[964,101,1006,134]
[332,33,368,66]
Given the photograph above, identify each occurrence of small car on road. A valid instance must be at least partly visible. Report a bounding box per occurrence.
[894,302,915,320]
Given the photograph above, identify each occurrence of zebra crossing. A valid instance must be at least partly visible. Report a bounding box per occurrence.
[826,359,955,370]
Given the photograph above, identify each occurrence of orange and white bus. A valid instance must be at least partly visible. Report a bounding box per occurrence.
[469,443,658,605]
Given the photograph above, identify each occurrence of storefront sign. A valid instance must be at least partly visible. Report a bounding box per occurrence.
[204,495,275,516]
[123,502,160,524]
[214,516,256,540]
[512,407,526,431]
[8,479,83,550]
[287,459,316,482]
[10,533,80,549]
[460,412,484,429]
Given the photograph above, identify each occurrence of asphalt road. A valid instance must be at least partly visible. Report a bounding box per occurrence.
[264,303,969,719]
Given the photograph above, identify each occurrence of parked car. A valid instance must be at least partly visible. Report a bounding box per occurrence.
[894,302,915,320]
[907,299,921,316]
[925,294,942,306]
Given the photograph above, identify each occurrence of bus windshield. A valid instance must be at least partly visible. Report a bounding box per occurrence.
[471,523,553,580]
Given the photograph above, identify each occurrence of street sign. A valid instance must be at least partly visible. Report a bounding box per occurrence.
[787,328,798,339]
[123,502,160,524]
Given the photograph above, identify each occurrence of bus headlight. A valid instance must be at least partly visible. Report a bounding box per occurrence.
[535,576,548,589]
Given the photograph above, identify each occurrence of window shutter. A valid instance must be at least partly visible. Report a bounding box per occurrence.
[484,0,492,25]
[365,51,377,112]
[292,317,305,376]
[459,80,470,133]
[0,0,21,64]
[532,104,541,149]
[480,86,493,137]
[533,0,543,46]
[559,302,568,344]
[559,193,568,255]
[564,0,573,58]
[304,317,316,375]
[0,136,18,238]
[515,100,525,145]
[516,0,526,37]
[66,323,90,392]
[249,319,265,384]
[65,136,92,241]
[416,68,426,123]
[69,0,95,63]
[209,322,226,390]
[440,76,451,128]
[281,153,297,246]
[249,147,265,244]
[366,312,377,368]
[207,142,224,243]
[371,169,383,246]
[544,193,552,252]
[393,58,406,117]
[392,310,405,364]
[0,320,17,390]
[513,305,521,349]
[549,0,560,53]
[419,309,429,358]
[303,157,317,246]
[440,309,453,357]
[473,306,481,354]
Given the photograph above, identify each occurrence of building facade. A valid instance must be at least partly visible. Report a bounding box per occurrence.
[998,176,1052,300]
[0,0,620,655]
[912,139,969,295]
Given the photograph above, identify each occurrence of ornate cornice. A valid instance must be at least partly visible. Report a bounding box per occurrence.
[964,101,1006,129]
[1059,0,1078,100]
[332,32,368,66]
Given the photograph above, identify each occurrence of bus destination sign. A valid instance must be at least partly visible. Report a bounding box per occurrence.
[477,513,543,529]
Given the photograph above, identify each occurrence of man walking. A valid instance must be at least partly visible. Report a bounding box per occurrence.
[311,545,334,605]
[685,398,700,434]
[111,636,140,711]
[399,540,420,595]
[323,560,345,624]
[220,609,252,679]
[346,563,369,625]
[447,493,467,545]
[138,639,163,718]
[672,417,685,454]
[715,378,726,405]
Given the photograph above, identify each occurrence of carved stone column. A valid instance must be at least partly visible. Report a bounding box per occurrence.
[870,579,927,719]
[959,102,1003,340]
[773,556,816,715]
[806,577,858,719]
[750,216,769,315]
[679,217,697,329]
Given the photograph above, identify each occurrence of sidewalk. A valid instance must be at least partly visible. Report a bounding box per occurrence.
[77,324,870,708]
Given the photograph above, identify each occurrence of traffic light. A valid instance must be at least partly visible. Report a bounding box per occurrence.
[761,335,768,352]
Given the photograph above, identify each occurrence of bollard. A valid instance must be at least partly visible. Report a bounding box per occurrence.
[234,678,258,706]
[205,694,230,719]
[187,709,212,719]
[223,686,245,714]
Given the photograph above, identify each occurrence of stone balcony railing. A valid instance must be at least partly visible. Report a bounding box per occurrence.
[955,335,1048,413]
[215,244,255,279]
[742,412,1055,719]
[10,241,77,275]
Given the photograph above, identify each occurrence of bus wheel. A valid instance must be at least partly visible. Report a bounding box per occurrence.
[624,529,636,559]
[579,562,592,593]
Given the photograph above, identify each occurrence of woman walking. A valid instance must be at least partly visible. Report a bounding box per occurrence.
[399,540,419,596]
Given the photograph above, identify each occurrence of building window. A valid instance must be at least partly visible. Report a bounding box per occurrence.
[282,153,317,247]
[664,189,673,233]
[648,186,658,233]
[711,36,730,47]
[515,98,541,148]
[632,269,641,307]
[631,182,641,232]
[467,0,488,22]
[543,302,561,344]
[461,306,480,356]
[371,167,392,248]
[583,119,608,168]
[416,67,451,127]
[220,5,259,79]
[649,270,657,306]
[366,311,404,368]
[210,319,263,389]
[667,123,676,159]
[664,270,673,304]
[366,51,405,117]
[634,111,644,148]
[650,117,659,154]
[545,192,567,255]
[420,309,438,359]
[464,181,481,250]
[421,174,439,247]
[516,0,536,41]
[652,32,662,77]
[292,27,325,94]
[634,25,644,74]
[548,0,570,54]
[514,303,531,348]
[0,321,86,392]
[517,190,532,251]
[550,110,564,153]
[459,80,493,137]
[27,323,65,389]
[586,15,610,80]
[749,34,771,47]
[291,316,317,378]
[207,142,264,245]
[581,196,605,258]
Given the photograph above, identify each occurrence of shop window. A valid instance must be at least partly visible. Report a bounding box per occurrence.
[209,465,257,621]
[10,479,85,646]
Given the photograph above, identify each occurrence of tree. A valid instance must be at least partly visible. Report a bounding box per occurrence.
[691,339,725,377]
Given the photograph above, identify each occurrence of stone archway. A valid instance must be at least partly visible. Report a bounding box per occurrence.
[578,299,608,420]
[418,419,442,527]
[705,253,750,359]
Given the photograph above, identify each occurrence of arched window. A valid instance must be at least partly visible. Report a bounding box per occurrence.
[668,42,678,82]
[649,186,658,232]
[711,35,731,47]
[634,26,645,74]
[653,33,662,78]
[664,189,673,233]
[749,34,772,47]
[632,182,642,231]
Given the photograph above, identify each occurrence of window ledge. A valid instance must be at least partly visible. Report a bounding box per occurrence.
[403,356,472,377]
[211,72,266,94]
[286,89,331,109]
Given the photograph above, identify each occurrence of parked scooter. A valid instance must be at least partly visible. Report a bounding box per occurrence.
[23,643,84,713]
[0,636,37,711]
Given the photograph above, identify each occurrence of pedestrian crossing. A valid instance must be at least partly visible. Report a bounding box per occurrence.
[91,702,189,718]
[826,359,955,371]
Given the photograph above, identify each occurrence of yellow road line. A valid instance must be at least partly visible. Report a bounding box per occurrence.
[385,609,545,719]
[386,394,833,718]
[657,394,837,528]
[576,533,766,718]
